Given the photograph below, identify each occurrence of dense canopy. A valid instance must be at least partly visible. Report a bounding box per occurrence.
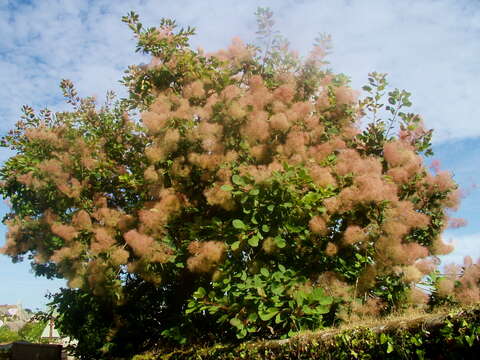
[1,9,474,358]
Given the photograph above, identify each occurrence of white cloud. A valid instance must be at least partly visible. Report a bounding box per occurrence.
[0,0,478,142]
[440,231,480,265]
[275,0,480,142]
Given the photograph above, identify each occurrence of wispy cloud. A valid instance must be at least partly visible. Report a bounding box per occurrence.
[0,0,478,141]
[277,0,480,142]
[440,231,480,265]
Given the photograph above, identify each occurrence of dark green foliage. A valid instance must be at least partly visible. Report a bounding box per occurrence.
[146,307,480,360]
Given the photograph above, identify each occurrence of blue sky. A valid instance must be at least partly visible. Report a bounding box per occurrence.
[0,0,479,309]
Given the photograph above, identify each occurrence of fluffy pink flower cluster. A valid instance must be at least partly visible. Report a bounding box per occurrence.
[0,31,462,309]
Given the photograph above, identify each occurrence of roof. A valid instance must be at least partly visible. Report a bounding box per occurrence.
[41,322,60,339]
[0,304,30,321]
[0,305,18,315]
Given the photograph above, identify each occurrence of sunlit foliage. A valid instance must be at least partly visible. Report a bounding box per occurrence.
[0,8,474,358]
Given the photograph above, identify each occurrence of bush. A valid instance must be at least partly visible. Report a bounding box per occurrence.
[0,326,20,343]
[147,307,480,359]
[18,321,47,343]
[0,7,465,358]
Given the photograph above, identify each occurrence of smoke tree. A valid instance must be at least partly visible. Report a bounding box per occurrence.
[0,8,472,358]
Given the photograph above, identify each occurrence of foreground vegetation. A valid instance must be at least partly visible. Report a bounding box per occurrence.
[135,306,480,359]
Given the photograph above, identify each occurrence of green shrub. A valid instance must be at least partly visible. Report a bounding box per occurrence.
[0,326,20,344]
[0,7,464,359]
[153,307,480,359]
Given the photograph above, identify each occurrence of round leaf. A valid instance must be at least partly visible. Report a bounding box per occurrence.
[274,236,286,248]
[233,219,246,230]
[232,174,244,185]
[248,236,259,247]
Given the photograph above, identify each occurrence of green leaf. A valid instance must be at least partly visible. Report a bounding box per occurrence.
[387,342,394,354]
[315,305,330,314]
[465,335,474,347]
[258,308,279,321]
[185,306,195,314]
[260,268,269,277]
[233,219,247,230]
[257,287,267,297]
[410,336,422,346]
[302,192,321,204]
[232,174,244,185]
[303,305,316,315]
[310,288,324,300]
[194,287,206,298]
[274,236,286,248]
[271,285,284,295]
[238,328,247,339]
[318,296,333,306]
[249,188,260,196]
[231,241,240,250]
[262,224,270,232]
[248,236,259,247]
[221,184,233,191]
[229,317,243,329]
[267,204,275,212]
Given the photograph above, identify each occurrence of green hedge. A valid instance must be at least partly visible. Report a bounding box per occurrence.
[138,307,480,360]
